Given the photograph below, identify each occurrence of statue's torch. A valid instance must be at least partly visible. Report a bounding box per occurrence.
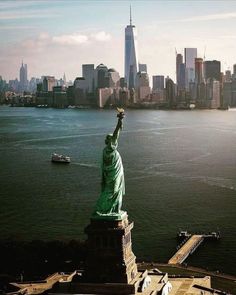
[117,108,125,129]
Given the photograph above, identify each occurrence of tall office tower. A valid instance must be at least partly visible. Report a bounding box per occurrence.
[107,68,120,88]
[74,77,86,90]
[139,63,147,72]
[166,78,175,107]
[82,64,95,93]
[42,76,56,92]
[63,73,66,85]
[232,64,236,81]
[125,6,138,89]
[195,58,204,84]
[224,70,231,82]
[135,71,149,88]
[120,77,127,88]
[176,53,183,88]
[19,61,28,91]
[179,63,186,90]
[94,64,109,88]
[135,71,150,101]
[206,79,221,108]
[184,48,197,89]
[152,75,164,91]
[204,60,221,82]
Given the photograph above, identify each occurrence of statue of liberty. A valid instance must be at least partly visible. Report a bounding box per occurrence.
[93,109,126,219]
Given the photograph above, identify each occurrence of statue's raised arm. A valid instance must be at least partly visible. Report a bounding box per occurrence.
[112,108,125,142]
[93,108,126,220]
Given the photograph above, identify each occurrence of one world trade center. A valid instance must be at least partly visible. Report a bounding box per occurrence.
[125,7,138,89]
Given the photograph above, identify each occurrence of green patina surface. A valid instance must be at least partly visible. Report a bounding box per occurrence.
[93,114,125,220]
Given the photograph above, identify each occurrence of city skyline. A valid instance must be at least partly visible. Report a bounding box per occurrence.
[1,0,236,82]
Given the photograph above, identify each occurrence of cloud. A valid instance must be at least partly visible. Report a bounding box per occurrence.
[180,12,236,22]
[91,31,111,42]
[52,33,88,45]
[0,30,121,81]
[50,31,111,45]
[8,30,112,58]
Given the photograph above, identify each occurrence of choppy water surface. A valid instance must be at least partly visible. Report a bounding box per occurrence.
[0,106,236,275]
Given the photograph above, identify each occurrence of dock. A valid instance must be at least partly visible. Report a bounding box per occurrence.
[168,231,220,265]
[168,235,203,264]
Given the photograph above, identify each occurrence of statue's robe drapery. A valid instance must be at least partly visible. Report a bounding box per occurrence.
[95,139,125,215]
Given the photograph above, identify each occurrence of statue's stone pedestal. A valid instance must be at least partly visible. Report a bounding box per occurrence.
[50,213,143,294]
[83,213,138,285]
[49,213,162,294]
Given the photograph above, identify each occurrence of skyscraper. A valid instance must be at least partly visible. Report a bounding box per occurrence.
[152,75,164,91]
[107,68,120,88]
[94,64,109,89]
[63,73,66,85]
[42,76,56,92]
[135,71,150,101]
[138,63,147,73]
[232,64,236,81]
[204,60,221,82]
[82,64,94,93]
[176,53,183,86]
[195,58,204,84]
[19,61,28,92]
[125,6,138,89]
[224,70,231,82]
[233,64,236,75]
[184,48,197,89]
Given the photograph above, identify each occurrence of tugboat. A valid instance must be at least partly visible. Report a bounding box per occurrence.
[51,153,71,164]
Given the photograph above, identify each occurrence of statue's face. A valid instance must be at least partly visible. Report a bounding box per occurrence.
[105,134,112,145]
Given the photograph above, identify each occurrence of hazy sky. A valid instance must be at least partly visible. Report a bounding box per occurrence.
[1,0,236,82]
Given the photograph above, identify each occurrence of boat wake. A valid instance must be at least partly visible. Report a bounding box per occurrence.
[128,168,236,191]
[71,162,99,168]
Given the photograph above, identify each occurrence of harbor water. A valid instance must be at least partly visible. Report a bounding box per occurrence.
[0,106,236,275]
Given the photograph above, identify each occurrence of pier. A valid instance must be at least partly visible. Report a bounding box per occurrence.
[168,231,220,265]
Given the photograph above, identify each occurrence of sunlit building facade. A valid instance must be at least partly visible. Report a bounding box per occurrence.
[184,48,197,89]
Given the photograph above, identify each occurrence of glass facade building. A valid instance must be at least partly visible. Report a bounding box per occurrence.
[124,9,138,89]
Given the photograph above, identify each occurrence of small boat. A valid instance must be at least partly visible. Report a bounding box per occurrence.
[36,104,49,108]
[51,153,70,163]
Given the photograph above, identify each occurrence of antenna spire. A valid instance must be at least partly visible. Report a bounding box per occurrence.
[130,5,132,25]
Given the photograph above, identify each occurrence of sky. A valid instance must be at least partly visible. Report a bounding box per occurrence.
[1,0,236,82]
